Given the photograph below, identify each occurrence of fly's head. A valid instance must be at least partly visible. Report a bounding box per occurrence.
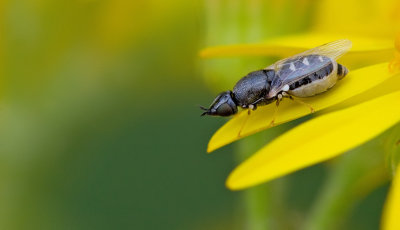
[200,91,238,117]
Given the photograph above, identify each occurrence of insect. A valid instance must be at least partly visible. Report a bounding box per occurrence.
[200,39,352,128]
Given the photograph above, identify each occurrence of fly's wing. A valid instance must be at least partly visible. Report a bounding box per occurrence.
[267,39,352,95]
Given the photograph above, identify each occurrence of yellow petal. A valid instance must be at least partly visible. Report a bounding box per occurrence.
[208,63,399,152]
[200,33,394,68]
[227,91,400,190]
[382,166,400,230]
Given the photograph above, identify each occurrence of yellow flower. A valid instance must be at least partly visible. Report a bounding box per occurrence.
[210,44,400,229]
[202,0,400,228]
[205,45,400,228]
[201,0,400,229]
[204,34,400,230]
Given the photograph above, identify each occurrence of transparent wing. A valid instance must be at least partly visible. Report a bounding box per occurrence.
[269,39,352,70]
[267,39,352,95]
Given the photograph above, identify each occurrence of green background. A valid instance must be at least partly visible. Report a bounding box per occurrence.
[0,0,389,229]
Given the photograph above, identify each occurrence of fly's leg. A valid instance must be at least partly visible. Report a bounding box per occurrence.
[238,105,256,137]
[291,97,315,113]
[283,92,315,113]
[238,110,249,137]
[269,100,279,127]
[269,96,282,127]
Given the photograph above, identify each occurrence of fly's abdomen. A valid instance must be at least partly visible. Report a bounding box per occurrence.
[337,63,349,79]
[288,58,339,97]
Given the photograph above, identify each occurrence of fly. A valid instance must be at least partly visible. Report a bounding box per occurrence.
[200,39,352,133]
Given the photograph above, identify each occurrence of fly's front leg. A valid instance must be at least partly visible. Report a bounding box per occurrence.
[238,112,249,137]
[248,97,265,111]
[238,103,259,137]
[248,104,257,113]
[238,106,250,137]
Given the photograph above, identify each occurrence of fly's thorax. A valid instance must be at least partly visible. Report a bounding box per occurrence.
[232,69,275,107]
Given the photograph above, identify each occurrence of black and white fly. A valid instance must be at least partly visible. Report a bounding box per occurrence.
[200,39,352,125]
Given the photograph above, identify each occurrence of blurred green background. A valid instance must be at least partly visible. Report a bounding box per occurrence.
[0,0,390,229]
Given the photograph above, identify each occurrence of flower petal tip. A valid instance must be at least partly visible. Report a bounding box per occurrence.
[225,176,241,191]
[225,166,262,191]
[207,136,218,153]
[206,145,213,154]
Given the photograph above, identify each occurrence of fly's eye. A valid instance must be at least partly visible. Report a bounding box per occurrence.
[216,103,234,116]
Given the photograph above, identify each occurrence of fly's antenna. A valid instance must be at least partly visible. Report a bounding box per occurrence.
[199,106,210,116]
